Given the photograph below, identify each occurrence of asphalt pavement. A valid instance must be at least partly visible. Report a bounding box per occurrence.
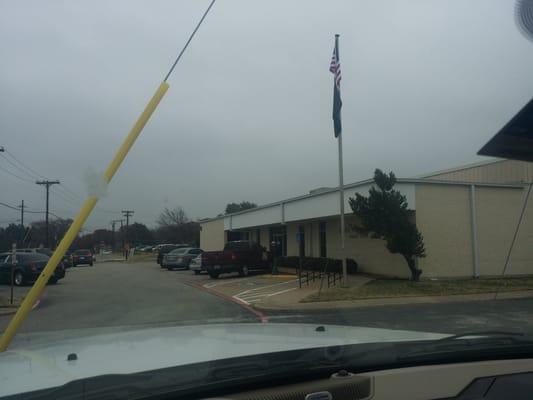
[2,261,533,345]
[0,261,258,340]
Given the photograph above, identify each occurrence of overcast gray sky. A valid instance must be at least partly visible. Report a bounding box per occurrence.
[1,0,533,230]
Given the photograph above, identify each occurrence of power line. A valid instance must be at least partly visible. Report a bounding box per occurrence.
[57,183,82,200]
[0,153,39,180]
[4,150,47,180]
[0,201,20,211]
[0,201,62,219]
[5,149,86,202]
[0,163,35,184]
[50,188,81,206]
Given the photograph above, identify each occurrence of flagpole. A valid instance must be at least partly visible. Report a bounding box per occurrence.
[332,33,347,287]
[338,125,347,287]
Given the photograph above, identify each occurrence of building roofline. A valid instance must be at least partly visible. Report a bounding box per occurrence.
[199,177,525,223]
[417,158,507,178]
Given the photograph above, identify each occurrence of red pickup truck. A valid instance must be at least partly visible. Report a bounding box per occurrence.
[203,241,272,279]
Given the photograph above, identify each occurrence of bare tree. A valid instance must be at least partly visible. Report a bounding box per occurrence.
[157,207,189,227]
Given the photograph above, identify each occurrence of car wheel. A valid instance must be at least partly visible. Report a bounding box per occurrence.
[209,271,220,279]
[48,277,58,284]
[13,270,24,286]
[239,266,249,277]
[194,270,200,275]
[89,263,93,267]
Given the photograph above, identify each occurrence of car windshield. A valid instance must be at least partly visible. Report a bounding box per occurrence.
[169,248,188,255]
[17,253,49,262]
[1,1,533,399]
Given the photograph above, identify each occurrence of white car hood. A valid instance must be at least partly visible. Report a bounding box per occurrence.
[0,323,446,397]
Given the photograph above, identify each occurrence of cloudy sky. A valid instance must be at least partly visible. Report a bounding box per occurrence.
[1,0,533,230]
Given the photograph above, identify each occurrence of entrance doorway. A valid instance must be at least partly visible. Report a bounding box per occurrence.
[269,226,287,257]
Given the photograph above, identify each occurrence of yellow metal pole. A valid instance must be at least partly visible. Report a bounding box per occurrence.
[0,81,169,352]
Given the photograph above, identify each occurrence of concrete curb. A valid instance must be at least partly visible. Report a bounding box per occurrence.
[183,280,268,323]
[0,307,17,316]
[253,290,533,312]
[0,291,44,317]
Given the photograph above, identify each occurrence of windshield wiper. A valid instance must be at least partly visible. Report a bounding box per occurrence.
[437,330,525,342]
[396,330,533,363]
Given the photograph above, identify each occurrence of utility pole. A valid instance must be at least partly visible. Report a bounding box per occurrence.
[111,219,124,251]
[121,210,134,243]
[10,243,16,305]
[18,200,25,246]
[121,210,134,259]
[19,200,25,228]
[36,180,60,248]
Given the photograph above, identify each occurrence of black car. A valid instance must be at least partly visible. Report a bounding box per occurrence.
[0,252,66,286]
[156,244,189,266]
[72,249,94,267]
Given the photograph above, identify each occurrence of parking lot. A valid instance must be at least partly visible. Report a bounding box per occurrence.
[3,260,533,347]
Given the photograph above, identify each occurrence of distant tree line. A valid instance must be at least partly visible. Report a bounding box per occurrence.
[224,201,257,215]
[0,206,201,253]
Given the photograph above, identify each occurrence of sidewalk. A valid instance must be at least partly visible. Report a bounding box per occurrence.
[254,286,533,311]
[199,271,372,308]
[198,269,533,311]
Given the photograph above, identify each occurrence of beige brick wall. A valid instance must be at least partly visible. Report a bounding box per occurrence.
[326,217,410,278]
[415,184,474,277]
[475,186,533,276]
[199,218,225,251]
[426,160,533,184]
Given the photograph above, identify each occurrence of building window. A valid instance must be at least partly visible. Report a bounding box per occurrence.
[298,225,305,257]
[319,221,327,258]
[256,229,261,245]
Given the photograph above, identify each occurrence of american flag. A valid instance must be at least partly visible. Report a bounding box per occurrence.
[330,36,342,138]
[329,45,341,89]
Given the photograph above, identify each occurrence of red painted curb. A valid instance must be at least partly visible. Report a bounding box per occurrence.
[184,280,268,323]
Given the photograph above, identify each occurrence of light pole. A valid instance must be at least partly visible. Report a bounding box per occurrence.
[36,180,60,248]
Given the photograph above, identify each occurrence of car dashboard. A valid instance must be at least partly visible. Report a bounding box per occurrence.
[208,359,533,400]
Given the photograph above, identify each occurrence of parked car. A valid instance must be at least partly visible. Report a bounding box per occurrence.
[16,247,52,256]
[15,247,72,269]
[63,251,73,268]
[157,244,189,266]
[72,249,94,267]
[0,252,65,286]
[189,254,205,275]
[202,241,272,279]
[135,244,151,252]
[163,248,203,270]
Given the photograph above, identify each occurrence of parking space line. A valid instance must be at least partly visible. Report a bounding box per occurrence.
[234,279,299,297]
[203,277,254,288]
[267,287,298,297]
[233,283,299,305]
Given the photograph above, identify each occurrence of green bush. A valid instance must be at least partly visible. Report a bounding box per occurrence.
[275,256,358,274]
